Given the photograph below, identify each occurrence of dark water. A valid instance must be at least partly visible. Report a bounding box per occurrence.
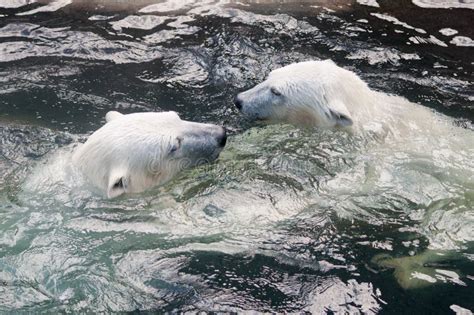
[1,0,473,313]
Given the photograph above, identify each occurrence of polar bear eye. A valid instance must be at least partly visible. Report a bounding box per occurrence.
[170,137,183,153]
[271,87,282,96]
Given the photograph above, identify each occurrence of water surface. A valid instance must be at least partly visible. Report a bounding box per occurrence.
[1,0,473,313]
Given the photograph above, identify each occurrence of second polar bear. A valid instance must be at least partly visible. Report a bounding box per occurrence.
[72,111,227,198]
[233,59,457,138]
[234,59,474,290]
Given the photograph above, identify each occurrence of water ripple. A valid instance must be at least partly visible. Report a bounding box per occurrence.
[0,0,473,313]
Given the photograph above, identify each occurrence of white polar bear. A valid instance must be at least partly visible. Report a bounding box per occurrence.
[234,60,359,127]
[234,59,452,136]
[235,59,474,290]
[72,111,227,198]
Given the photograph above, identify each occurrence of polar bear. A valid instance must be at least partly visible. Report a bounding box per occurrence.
[234,60,474,290]
[72,111,227,198]
[234,60,359,128]
[233,59,447,135]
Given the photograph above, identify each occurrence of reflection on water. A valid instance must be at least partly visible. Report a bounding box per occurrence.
[412,0,474,9]
[0,0,473,313]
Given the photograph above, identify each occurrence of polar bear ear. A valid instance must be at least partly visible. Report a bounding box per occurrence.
[328,99,353,127]
[329,109,353,127]
[105,111,124,123]
[107,168,128,198]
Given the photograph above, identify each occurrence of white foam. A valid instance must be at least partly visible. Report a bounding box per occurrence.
[110,15,169,31]
[356,0,380,7]
[409,35,448,47]
[16,0,71,16]
[371,13,426,34]
[450,304,473,315]
[347,47,420,65]
[450,36,474,47]
[0,0,33,8]
[436,269,467,286]
[139,0,213,13]
[411,271,437,283]
[439,28,459,36]
[413,0,474,10]
[305,279,382,314]
[88,15,115,21]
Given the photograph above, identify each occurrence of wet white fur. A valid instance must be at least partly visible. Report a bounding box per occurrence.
[72,111,224,198]
[236,60,474,290]
[236,60,458,138]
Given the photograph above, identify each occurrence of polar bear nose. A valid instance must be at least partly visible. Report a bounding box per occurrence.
[233,96,242,110]
[218,127,227,147]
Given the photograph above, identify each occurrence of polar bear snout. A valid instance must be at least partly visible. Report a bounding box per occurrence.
[233,86,276,121]
[217,127,227,147]
[185,123,226,147]
[178,123,227,164]
[233,91,256,114]
[234,96,243,110]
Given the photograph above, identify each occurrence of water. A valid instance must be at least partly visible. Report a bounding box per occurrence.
[1,0,473,313]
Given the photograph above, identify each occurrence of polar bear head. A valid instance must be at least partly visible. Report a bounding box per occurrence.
[72,111,226,198]
[234,60,373,128]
